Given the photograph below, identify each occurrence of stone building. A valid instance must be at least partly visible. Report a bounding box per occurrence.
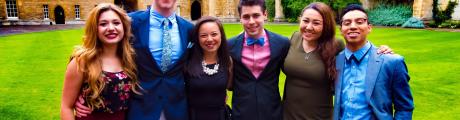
[177,0,239,21]
[0,0,148,25]
[5,0,456,25]
[0,0,245,25]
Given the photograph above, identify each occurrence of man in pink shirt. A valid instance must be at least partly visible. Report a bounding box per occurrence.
[227,0,290,119]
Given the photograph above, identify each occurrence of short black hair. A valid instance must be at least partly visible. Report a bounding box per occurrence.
[237,0,266,16]
[339,4,368,24]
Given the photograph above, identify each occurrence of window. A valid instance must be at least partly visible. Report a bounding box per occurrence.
[75,5,80,19]
[43,5,49,19]
[6,0,18,19]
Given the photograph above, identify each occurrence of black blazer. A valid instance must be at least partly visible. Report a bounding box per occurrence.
[227,30,290,120]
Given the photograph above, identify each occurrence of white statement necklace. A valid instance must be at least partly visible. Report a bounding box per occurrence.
[202,60,219,75]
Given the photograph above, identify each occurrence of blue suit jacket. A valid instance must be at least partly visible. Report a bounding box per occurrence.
[228,30,290,120]
[127,9,194,120]
[334,45,414,120]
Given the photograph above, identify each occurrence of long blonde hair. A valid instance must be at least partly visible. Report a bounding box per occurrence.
[71,3,140,110]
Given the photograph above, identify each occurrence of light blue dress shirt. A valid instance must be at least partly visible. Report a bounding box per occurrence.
[340,41,373,120]
[149,9,183,69]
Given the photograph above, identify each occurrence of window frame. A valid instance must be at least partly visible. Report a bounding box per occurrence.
[6,0,19,20]
[43,4,49,20]
[75,5,80,19]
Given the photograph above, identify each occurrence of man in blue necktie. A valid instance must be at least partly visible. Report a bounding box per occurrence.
[333,4,414,120]
[75,0,194,120]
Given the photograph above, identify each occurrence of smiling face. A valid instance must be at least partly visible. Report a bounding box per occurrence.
[300,8,323,42]
[97,10,124,45]
[340,10,371,46]
[198,22,222,55]
[240,5,267,38]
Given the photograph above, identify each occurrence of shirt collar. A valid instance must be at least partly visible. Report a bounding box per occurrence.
[149,8,177,27]
[345,41,371,62]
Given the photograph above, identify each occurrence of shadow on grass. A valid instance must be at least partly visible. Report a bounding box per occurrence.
[0,106,33,120]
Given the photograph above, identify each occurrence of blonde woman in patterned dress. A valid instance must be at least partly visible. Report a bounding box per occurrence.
[61,3,141,120]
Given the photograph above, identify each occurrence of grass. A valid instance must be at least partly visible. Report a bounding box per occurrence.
[0,24,459,119]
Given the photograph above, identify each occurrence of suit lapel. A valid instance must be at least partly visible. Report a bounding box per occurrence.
[165,16,190,74]
[258,30,277,79]
[335,51,346,115]
[177,17,189,52]
[233,33,245,63]
[138,11,150,48]
[232,33,257,80]
[138,10,161,71]
[365,47,382,100]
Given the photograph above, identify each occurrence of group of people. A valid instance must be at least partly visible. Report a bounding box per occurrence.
[60,0,414,120]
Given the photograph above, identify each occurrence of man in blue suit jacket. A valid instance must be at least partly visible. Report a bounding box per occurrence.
[127,0,193,120]
[75,0,193,120]
[334,4,414,120]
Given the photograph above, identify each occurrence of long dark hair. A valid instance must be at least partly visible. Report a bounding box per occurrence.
[302,2,339,81]
[186,16,231,78]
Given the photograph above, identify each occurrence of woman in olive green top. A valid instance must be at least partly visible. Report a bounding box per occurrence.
[282,2,391,120]
[282,2,342,120]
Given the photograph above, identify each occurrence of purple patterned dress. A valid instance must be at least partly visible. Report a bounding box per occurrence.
[76,71,133,120]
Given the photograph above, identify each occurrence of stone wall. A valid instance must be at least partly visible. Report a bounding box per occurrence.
[413,0,434,20]
[1,0,241,25]
[0,0,5,20]
[413,0,460,20]
[177,0,239,22]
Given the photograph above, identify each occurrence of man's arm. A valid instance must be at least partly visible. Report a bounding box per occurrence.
[391,56,414,120]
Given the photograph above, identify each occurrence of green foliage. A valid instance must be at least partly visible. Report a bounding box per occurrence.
[432,0,459,25]
[438,20,460,28]
[330,0,361,15]
[377,0,413,5]
[281,0,360,23]
[281,0,314,23]
[266,0,276,21]
[402,17,425,28]
[367,4,412,26]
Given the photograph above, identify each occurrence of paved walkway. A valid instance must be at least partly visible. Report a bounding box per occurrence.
[0,24,84,36]
[1,24,457,37]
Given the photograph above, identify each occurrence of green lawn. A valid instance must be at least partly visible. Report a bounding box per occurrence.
[0,24,459,120]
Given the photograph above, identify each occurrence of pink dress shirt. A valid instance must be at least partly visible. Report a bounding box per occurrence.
[241,32,271,79]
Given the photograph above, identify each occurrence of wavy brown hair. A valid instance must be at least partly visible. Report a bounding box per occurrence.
[71,3,141,110]
[302,2,339,81]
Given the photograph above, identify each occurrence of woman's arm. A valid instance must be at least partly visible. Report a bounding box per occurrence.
[61,59,84,120]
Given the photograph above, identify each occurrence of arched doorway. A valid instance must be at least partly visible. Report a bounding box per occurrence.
[54,6,65,24]
[191,1,201,20]
[115,0,138,13]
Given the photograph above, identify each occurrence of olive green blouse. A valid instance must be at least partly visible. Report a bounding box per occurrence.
[282,31,344,120]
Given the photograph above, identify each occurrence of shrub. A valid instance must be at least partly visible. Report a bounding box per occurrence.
[367,4,412,26]
[432,0,458,25]
[438,20,460,28]
[281,0,314,23]
[281,0,360,23]
[266,0,275,20]
[402,17,425,28]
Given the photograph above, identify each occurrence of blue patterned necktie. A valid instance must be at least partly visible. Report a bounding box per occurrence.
[160,18,172,72]
[247,37,265,46]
